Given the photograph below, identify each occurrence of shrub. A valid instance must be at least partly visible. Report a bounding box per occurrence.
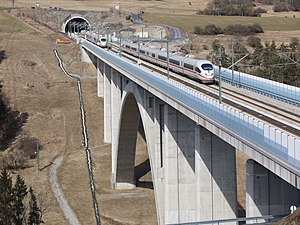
[194,24,223,35]
[273,2,290,12]
[17,135,41,159]
[224,24,264,36]
[204,24,223,35]
[247,36,262,48]
[0,151,27,170]
[194,25,203,35]
[289,37,299,49]
[250,23,264,33]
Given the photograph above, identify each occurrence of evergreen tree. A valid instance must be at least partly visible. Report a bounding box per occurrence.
[13,175,28,225]
[0,169,14,225]
[27,187,41,225]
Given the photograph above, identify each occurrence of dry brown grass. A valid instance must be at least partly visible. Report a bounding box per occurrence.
[0,0,209,14]
[0,9,157,225]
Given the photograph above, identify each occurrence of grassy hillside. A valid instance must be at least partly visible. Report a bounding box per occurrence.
[143,13,300,32]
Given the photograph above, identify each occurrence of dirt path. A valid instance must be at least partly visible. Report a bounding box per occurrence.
[49,155,81,225]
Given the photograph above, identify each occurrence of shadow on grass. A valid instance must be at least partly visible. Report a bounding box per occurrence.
[40,161,54,171]
[0,50,7,64]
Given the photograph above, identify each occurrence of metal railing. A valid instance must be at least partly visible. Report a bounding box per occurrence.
[215,67,300,106]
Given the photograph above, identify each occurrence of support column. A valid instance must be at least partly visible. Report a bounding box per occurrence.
[195,126,237,224]
[96,58,104,97]
[246,159,300,224]
[164,105,196,224]
[80,46,92,63]
[103,63,111,143]
[154,99,165,225]
[111,69,122,187]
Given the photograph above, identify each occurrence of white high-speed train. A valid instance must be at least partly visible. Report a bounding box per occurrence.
[120,40,215,83]
[84,30,108,47]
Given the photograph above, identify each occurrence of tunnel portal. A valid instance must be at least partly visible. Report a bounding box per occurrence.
[62,14,91,33]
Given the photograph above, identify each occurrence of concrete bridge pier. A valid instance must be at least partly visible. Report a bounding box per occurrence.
[164,105,237,224]
[246,159,300,224]
[103,63,112,144]
[195,126,237,224]
[111,69,123,188]
[96,58,104,97]
[164,105,197,224]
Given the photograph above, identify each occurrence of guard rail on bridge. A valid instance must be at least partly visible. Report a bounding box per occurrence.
[215,67,300,106]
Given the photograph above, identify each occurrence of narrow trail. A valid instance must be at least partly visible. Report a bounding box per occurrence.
[49,156,82,225]
[53,45,101,225]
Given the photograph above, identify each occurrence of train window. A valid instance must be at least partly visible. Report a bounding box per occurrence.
[169,59,179,65]
[158,55,167,61]
[152,53,155,57]
[140,50,145,54]
[184,63,193,70]
[195,67,201,73]
[126,45,130,48]
[132,47,137,51]
[201,63,213,70]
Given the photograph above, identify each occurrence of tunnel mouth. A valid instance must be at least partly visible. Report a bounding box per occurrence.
[64,17,90,34]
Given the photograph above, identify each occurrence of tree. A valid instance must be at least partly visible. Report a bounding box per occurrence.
[13,175,28,225]
[27,187,42,225]
[0,170,44,225]
[0,169,14,225]
[209,40,230,67]
[12,0,15,7]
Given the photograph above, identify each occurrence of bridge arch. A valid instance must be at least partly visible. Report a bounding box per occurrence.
[62,14,90,33]
[115,82,153,188]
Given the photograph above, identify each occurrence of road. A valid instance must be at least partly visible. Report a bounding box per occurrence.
[131,13,186,40]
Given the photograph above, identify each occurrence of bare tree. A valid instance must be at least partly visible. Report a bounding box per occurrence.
[12,0,15,7]
[36,191,53,221]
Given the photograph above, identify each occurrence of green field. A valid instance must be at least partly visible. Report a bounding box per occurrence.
[143,13,300,32]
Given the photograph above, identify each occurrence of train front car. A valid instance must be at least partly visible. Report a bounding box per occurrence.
[195,60,215,83]
[97,37,107,48]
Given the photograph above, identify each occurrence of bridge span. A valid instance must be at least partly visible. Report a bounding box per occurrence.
[80,39,300,225]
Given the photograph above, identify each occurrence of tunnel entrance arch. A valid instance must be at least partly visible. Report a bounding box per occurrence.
[62,14,90,33]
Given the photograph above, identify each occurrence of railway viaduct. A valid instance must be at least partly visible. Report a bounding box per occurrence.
[80,39,300,225]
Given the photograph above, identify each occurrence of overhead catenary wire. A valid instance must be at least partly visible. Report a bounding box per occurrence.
[53,47,101,225]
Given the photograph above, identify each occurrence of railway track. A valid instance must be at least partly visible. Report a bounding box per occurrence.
[108,43,300,137]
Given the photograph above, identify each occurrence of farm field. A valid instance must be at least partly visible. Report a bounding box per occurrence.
[0,0,210,13]
[143,13,300,32]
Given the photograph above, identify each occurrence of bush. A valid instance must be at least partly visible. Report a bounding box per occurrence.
[256,0,273,5]
[204,24,223,35]
[17,135,41,159]
[273,2,290,12]
[250,23,264,33]
[0,151,27,170]
[247,36,262,48]
[194,25,203,35]
[194,24,223,35]
[290,37,299,49]
[224,24,264,36]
